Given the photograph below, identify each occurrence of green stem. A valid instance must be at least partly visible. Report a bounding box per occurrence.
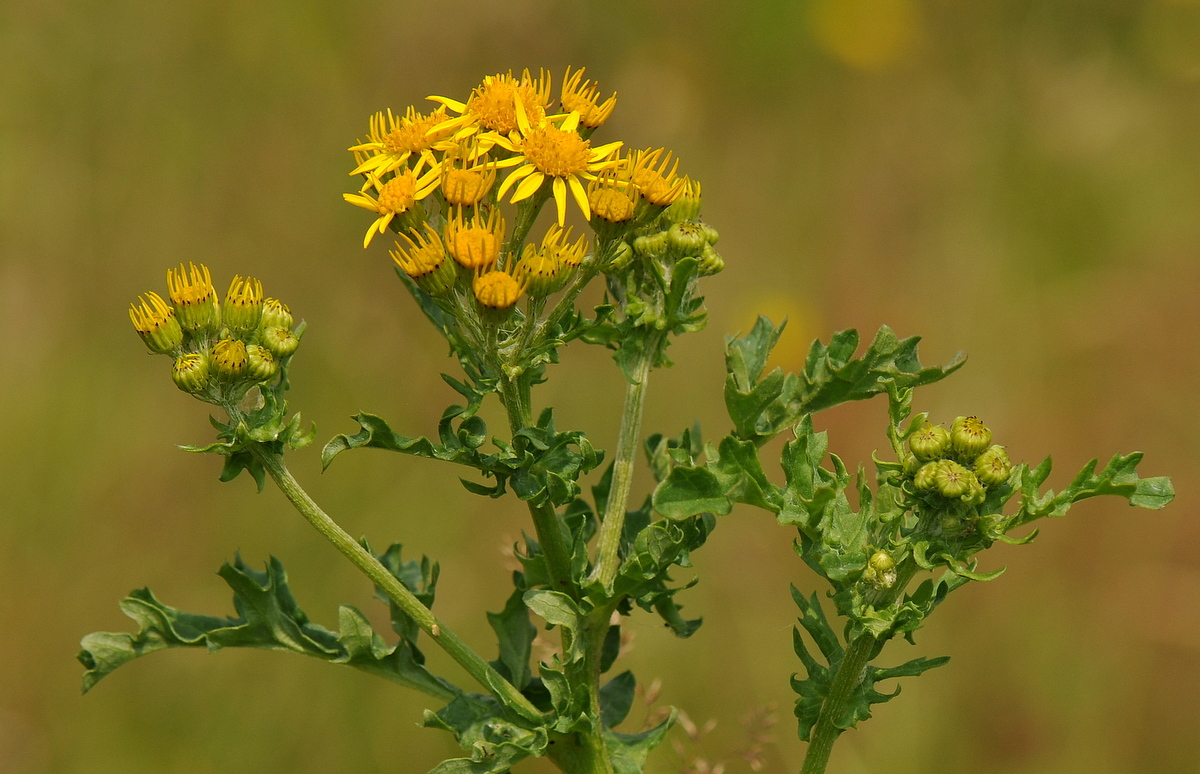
[504,187,552,263]
[251,447,543,723]
[589,335,658,588]
[799,561,921,774]
[497,375,577,596]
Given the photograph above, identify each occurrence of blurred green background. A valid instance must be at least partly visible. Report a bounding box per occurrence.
[2,0,1199,771]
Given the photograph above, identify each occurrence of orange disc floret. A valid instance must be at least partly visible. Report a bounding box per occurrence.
[587,172,637,223]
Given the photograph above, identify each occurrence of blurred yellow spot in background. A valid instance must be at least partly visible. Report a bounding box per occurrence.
[738,293,821,373]
[808,0,922,71]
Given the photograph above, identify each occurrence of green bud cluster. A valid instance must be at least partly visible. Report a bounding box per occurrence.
[906,418,1011,507]
[130,264,302,404]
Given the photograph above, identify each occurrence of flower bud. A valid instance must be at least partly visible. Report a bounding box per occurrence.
[667,222,708,255]
[391,225,458,297]
[864,550,897,588]
[260,298,293,331]
[211,338,248,381]
[913,461,942,491]
[962,472,986,505]
[129,292,184,354]
[473,269,524,322]
[245,344,278,382]
[445,207,504,272]
[699,221,719,245]
[171,353,209,394]
[974,445,1012,487]
[261,326,299,359]
[514,243,563,298]
[909,423,950,461]
[951,416,992,459]
[166,263,220,333]
[633,232,669,259]
[696,244,724,276]
[223,275,264,335]
[933,460,972,499]
[607,241,634,272]
[662,177,701,223]
[587,173,637,229]
[628,148,685,208]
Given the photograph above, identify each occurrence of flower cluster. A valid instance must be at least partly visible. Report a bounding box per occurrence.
[906,416,1012,506]
[343,67,719,326]
[129,264,300,402]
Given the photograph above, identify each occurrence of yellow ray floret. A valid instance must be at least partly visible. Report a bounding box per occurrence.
[440,139,498,207]
[129,291,184,353]
[626,147,686,206]
[348,106,453,179]
[343,168,439,248]
[561,66,616,129]
[587,170,637,223]
[444,207,505,271]
[492,108,623,225]
[223,274,264,333]
[166,262,220,331]
[427,69,554,139]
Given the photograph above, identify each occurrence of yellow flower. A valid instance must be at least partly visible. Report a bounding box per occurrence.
[348,106,453,179]
[211,338,249,381]
[587,171,637,224]
[561,67,616,129]
[473,268,526,320]
[627,147,686,206]
[166,262,220,332]
[391,224,458,296]
[343,168,439,248]
[428,69,553,139]
[514,224,588,296]
[444,207,505,271]
[129,291,184,353]
[493,109,623,225]
[223,274,263,334]
[440,140,498,207]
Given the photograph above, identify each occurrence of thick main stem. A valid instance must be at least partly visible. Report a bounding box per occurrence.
[589,338,657,588]
[252,448,543,723]
[799,561,921,774]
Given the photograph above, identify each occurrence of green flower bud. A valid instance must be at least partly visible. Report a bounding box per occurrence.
[245,344,278,382]
[211,338,248,381]
[261,326,299,359]
[607,241,634,272]
[961,472,985,505]
[974,445,1012,487]
[914,460,942,490]
[696,244,724,276]
[260,298,293,331]
[171,353,209,394]
[661,178,702,224]
[864,550,897,588]
[166,263,220,333]
[933,460,973,499]
[950,416,992,459]
[699,221,719,245]
[667,222,708,255]
[633,232,669,259]
[223,275,264,335]
[129,292,184,354]
[391,224,458,297]
[909,423,950,461]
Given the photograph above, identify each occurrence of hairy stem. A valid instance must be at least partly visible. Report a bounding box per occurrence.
[252,447,543,723]
[589,336,658,588]
[799,561,921,774]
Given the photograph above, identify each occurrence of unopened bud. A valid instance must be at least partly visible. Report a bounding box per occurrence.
[607,241,634,272]
[974,445,1012,487]
[261,326,299,359]
[909,423,950,461]
[473,270,524,322]
[633,232,669,259]
[914,461,942,491]
[934,460,973,499]
[166,263,220,333]
[223,275,264,335]
[245,344,278,382]
[260,298,293,331]
[662,178,702,224]
[171,353,209,394]
[950,416,992,459]
[864,550,897,588]
[696,244,724,276]
[667,222,708,255]
[129,292,184,354]
[211,338,248,381]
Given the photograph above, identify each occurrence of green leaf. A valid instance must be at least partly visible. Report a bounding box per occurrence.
[487,583,535,690]
[522,590,585,662]
[599,670,636,728]
[78,555,457,701]
[1016,452,1175,526]
[423,694,548,773]
[651,466,732,520]
[606,709,678,774]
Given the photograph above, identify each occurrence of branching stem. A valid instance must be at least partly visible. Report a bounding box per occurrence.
[251,447,543,723]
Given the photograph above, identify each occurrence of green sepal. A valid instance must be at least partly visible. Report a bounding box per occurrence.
[78,555,456,701]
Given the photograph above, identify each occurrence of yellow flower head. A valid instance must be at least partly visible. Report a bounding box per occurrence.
[542,223,589,270]
[348,106,453,179]
[444,207,505,271]
[343,168,439,248]
[587,171,637,223]
[211,338,249,381]
[129,291,184,353]
[561,67,616,129]
[391,224,458,296]
[440,140,498,207]
[223,275,263,334]
[171,352,209,394]
[473,268,526,316]
[166,262,220,332]
[493,109,623,225]
[428,69,553,139]
[260,298,293,331]
[627,147,685,206]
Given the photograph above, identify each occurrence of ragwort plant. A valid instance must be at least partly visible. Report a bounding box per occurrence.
[82,67,1174,774]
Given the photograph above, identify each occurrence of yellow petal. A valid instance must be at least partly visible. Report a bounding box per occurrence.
[497,165,535,199]
[427,95,467,113]
[567,175,590,221]
[589,140,623,161]
[512,171,545,203]
[553,177,567,225]
[343,193,379,211]
[560,111,580,133]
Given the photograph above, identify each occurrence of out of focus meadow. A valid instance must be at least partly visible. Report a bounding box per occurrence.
[2,1,1199,772]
